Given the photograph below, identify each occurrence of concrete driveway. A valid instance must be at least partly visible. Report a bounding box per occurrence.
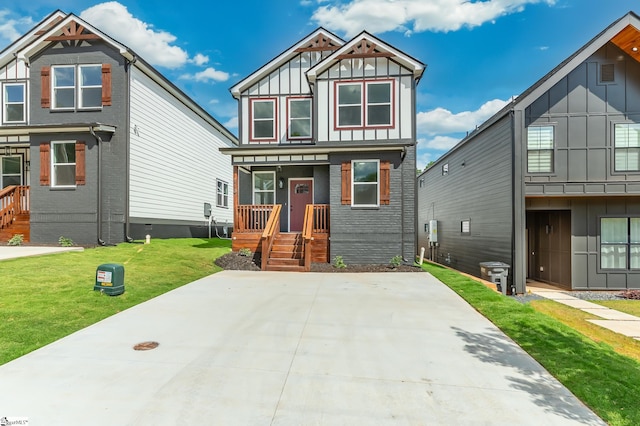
[0,271,603,425]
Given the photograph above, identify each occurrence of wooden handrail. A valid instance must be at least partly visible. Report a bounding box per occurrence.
[0,185,29,231]
[260,204,282,270]
[302,204,315,272]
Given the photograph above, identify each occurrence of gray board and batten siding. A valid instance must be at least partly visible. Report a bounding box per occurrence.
[418,115,514,281]
[29,43,128,245]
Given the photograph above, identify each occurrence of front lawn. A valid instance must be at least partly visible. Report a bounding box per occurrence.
[0,238,231,365]
[423,262,640,426]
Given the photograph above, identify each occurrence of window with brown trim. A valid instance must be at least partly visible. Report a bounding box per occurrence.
[39,141,86,187]
[341,160,390,206]
[42,64,111,111]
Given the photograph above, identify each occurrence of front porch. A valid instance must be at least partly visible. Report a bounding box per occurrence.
[0,185,30,242]
[232,204,329,271]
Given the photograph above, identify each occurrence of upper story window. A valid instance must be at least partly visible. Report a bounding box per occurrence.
[216,179,229,208]
[601,217,640,270]
[288,97,312,139]
[335,80,393,129]
[3,83,26,124]
[614,123,640,172]
[352,159,379,207]
[527,126,554,173]
[49,64,106,110]
[250,99,277,141]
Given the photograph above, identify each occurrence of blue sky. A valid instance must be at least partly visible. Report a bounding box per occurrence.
[0,0,636,169]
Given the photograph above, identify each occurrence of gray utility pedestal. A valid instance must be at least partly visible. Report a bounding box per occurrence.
[480,262,511,295]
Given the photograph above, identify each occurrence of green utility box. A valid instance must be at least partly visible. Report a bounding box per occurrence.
[94,263,125,296]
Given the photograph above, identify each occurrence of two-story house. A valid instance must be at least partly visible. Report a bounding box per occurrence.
[221,28,425,270]
[0,10,237,245]
[418,11,640,292]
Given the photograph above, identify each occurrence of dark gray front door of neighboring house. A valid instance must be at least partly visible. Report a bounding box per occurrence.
[527,210,572,288]
[289,179,313,232]
[1,156,22,188]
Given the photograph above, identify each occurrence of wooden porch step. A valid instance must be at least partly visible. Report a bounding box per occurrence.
[265,263,306,272]
[0,213,30,242]
[264,232,305,271]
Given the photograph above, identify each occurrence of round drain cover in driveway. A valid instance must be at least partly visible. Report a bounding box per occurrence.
[133,341,159,351]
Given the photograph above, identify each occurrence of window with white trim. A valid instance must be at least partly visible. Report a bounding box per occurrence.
[601,217,640,270]
[251,99,276,141]
[1,156,22,188]
[51,141,76,187]
[52,64,102,110]
[79,65,102,108]
[352,159,379,206]
[336,81,392,128]
[288,98,312,139]
[3,83,26,123]
[216,179,229,208]
[253,171,275,204]
[614,123,640,172]
[527,126,554,173]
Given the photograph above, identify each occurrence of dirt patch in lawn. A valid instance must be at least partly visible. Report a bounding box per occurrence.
[215,251,423,273]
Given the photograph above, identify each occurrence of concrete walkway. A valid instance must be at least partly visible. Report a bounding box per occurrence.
[0,245,83,261]
[530,287,640,341]
[0,271,604,425]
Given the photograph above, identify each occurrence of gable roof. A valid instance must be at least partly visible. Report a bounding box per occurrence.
[306,30,426,83]
[0,10,66,69]
[422,10,640,172]
[230,27,344,99]
[1,11,237,144]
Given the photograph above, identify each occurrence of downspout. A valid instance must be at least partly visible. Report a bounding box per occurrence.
[123,56,136,242]
[90,126,106,246]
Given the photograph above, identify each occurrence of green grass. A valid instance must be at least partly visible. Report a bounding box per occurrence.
[422,262,640,426]
[0,238,231,365]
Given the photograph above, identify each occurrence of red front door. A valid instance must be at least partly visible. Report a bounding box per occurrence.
[289,179,313,232]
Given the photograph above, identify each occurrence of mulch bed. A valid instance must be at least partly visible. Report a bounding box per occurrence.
[214,251,423,272]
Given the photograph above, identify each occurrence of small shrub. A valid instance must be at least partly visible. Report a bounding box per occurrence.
[238,248,252,257]
[332,255,347,269]
[7,234,24,246]
[390,255,403,268]
[58,236,74,247]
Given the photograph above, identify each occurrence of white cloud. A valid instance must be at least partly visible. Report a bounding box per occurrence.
[190,53,209,66]
[224,116,238,130]
[0,10,34,42]
[180,67,230,83]
[420,135,462,151]
[312,0,555,37]
[80,2,189,68]
[417,98,509,135]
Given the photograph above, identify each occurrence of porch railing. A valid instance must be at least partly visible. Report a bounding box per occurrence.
[260,204,282,270]
[235,204,276,233]
[0,185,29,231]
[302,204,329,271]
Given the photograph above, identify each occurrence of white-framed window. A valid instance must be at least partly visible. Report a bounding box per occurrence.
[52,65,76,109]
[288,97,312,139]
[79,64,102,108]
[601,217,640,270]
[51,141,76,187]
[250,99,277,141]
[1,156,22,188]
[352,159,379,207]
[216,179,229,208]
[252,171,275,204]
[614,123,640,172]
[527,126,554,173]
[336,80,393,129]
[3,83,26,123]
[52,64,102,110]
[461,219,471,234]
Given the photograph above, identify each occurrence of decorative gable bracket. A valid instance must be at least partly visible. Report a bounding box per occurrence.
[45,20,101,43]
[337,39,393,59]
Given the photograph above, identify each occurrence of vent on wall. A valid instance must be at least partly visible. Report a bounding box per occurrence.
[600,63,615,83]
